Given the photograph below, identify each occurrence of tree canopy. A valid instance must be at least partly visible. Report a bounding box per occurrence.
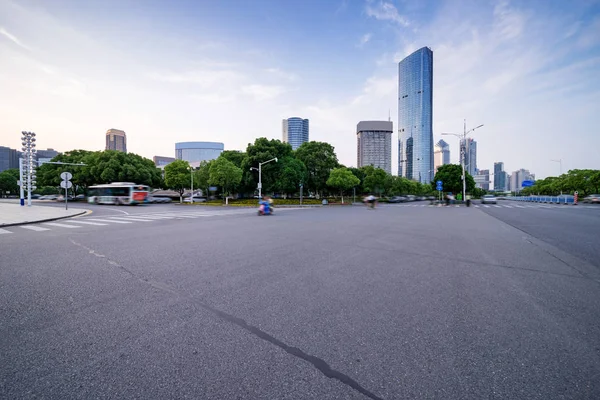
[209,157,243,196]
[295,141,338,196]
[0,168,19,197]
[326,167,360,203]
[432,164,475,195]
[520,169,600,196]
[164,159,192,202]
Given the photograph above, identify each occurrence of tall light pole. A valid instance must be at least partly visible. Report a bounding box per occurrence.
[20,131,37,207]
[550,159,562,176]
[250,157,278,198]
[189,165,194,203]
[442,119,484,202]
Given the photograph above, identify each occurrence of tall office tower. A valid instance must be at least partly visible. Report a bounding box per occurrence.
[398,47,433,183]
[433,139,450,171]
[460,138,477,176]
[0,146,19,172]
[175,142,224,163]
[475,169,490,190]
[282,118,309,150]
[105,129,127,153]
[511,168,535,193]
[356,121,392,174]
[493,162,505,191]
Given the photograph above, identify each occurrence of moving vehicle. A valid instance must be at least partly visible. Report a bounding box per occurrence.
[183,197,207,203]
[387,196,406,203]
[481,194,497,204]
[258,199,273,215]
[87,182,149,205]
[582,194,600,204]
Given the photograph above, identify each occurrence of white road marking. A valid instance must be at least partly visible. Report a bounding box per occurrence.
[474,205,480,208]
[483,205,490,208]
[503,205,513,208]
[43,222,81,229]
[85,218,132,224]
[68,220,109,226]
[493,205,501,208]
[0,228,13,234]
[109,216,153,222]
[20,225,51,231]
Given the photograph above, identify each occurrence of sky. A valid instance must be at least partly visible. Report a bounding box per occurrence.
[1,0,599,179]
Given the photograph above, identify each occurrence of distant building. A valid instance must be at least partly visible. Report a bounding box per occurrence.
[153,156,175,167]
[105,129,127,153]
[475,169,490,191]
[282,117,309,150]
[36,148,60,165]
[398,47,434,183]
[356,121,392,174]
[493,162,507,191]
[0,146,19,172]
[510,169,535,193]
[175,142,224,163]
[460,138,477,176]
[433,139,450,171]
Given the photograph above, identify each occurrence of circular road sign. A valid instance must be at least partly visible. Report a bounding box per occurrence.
[60,180,73,189]
[60,171,73,181]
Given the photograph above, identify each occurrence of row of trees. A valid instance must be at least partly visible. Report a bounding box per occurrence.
[6,137,484,201]
[519,169,600,196]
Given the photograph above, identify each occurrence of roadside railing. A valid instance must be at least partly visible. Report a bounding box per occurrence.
[507,196,575,205]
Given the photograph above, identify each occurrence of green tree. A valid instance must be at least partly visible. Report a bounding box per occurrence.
[242,138,292,195]
[363,167,388,196]
[164,160,192,203]
[36,150,95,196]
[0,168,19,197]
[295,141,339,196]
[273,156,307,196]
[219,150,247,169]
[195,160,213,198]
[87,151,162,188]
[209,157,243,198]
[432,164,475,195]
[326,167,360,203]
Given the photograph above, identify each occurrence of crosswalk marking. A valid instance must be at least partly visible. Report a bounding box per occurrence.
[43,222,81,229]
[504,205,513,208]
[20,225,51,231]
[109,216,153,222]
[85,218,132,224]
[0,228,12,234]
[68,220,109,226]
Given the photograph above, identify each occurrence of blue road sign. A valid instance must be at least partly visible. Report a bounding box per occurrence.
[521,180,535,187]
[436,180,442,186]
[436,184,443,191]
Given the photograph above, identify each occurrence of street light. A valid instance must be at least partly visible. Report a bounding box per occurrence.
[189,165,194,203]
[250,157,277,198]
[442,119,484,201]
[550,159,562,176]
[20,131,37,207]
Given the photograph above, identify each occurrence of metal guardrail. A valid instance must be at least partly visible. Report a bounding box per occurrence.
[507,196,575,204]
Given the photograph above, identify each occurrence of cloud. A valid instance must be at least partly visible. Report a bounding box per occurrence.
[265,67,298,81]
[146,69,243,87]
[357,33,372,48]
[365,0,409,27]
[241,84,286,101]
[0,27,31,51]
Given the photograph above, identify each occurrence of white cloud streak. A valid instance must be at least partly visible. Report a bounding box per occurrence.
[0,27,31,51]
[365,1,409,27]
[358,33,372,48]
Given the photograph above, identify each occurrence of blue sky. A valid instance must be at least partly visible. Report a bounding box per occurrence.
[1,0,599,179]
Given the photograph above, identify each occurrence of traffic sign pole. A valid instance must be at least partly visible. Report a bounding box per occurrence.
[60,172,73,210]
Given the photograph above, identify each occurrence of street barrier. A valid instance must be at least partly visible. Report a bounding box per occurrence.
[507,196,576,205]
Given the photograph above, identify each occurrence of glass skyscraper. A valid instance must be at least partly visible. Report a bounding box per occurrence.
[398,47,433,183]
[282,118,309,150]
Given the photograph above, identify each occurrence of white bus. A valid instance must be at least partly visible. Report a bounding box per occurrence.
[88,182,149,205]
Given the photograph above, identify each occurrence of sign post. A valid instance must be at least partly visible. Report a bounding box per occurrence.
[60,172,73,210]
[574,191,578,205]
[436,180,443,203]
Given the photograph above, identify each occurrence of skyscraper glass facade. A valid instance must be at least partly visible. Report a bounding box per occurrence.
[105,129,127,153]
[282,118,309,150]
[494,162,506,191]
[356,121,392,174]
[398,47,433,183]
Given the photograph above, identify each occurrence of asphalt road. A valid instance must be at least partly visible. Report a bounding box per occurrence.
[2,204,600,399]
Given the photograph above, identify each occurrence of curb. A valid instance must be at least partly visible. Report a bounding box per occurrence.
[0,210,90,228]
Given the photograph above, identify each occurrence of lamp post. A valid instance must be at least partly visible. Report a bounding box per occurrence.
[550,159,562,176]
[189,165,194,203]
[20,131,37,207]
[250,157,278,198]
[442,119,484,202]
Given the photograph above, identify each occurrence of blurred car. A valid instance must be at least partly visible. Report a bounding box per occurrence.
[183,197,206,203]
[153,197,172,203]
[481,194,497,204]
[387,196,406,203]
[582,194,600,204]
[31,194,41,199]
[39,195,59,200]
[405,195,417,202]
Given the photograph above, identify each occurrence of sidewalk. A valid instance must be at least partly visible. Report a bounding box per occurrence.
[0,203,88,227]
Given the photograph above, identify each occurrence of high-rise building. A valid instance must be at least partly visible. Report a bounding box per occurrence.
[356,121,392,174]
[282,118,309,150]
[433,139,450,171]
[510,169,535,193]
[493,162,506,191]
[36,148,60,165]
[398,47,434,183]
[0,146,19,173]
[175,142,224,163]
[153,156,175,167]
[475,169,490,191]
[460,138,477,176]
[105,129,127,153]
